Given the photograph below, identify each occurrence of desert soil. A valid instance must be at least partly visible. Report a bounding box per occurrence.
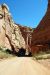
[38,59,50,69]
[0,57,50,75]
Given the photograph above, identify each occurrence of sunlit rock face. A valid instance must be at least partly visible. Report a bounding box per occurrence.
[32,0,50,53]
[0,0,50,54]
[0,4,26,52]
[0,4,6,47]
[12,24,26,51]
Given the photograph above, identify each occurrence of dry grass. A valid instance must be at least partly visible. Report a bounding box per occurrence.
[0,51,14,59]
[0,49,14,59]
[33,51,50,60]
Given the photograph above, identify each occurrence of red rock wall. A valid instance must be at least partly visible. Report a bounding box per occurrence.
[15,0,50,54]
[31,0,50,53]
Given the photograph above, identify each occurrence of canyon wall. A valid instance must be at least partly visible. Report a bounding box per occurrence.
[0,0,49,54]
[31,0,50,53]
[0,4,26,52]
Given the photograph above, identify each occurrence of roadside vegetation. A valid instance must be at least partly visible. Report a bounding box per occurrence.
[0,47,15,59]
[33,50,50,60]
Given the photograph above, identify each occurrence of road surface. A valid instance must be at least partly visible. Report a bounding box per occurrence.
[0,57,50,75]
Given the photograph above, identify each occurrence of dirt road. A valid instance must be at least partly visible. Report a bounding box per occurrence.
[0,57,50,75]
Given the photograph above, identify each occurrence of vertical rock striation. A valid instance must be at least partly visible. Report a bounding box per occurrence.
[0,4,26,52]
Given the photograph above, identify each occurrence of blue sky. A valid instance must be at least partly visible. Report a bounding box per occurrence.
[0,0,48,28]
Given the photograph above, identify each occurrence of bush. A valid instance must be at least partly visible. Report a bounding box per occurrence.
[0,50,14,59]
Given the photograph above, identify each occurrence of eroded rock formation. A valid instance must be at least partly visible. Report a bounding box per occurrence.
[0,0,49,55]
[0,4,26,53]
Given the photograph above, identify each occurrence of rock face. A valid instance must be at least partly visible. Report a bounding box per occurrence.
[18,25,34,54]
[32,0,50,53]
[0,0,49,54]
[0,4,26,52]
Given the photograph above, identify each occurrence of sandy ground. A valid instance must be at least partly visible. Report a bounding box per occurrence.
[38,59,50,69]
[0,57,50,75]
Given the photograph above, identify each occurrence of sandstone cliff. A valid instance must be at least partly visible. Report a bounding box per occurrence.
[0,0,49,55]
[31,0,50,53]
[0,4,26,52]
